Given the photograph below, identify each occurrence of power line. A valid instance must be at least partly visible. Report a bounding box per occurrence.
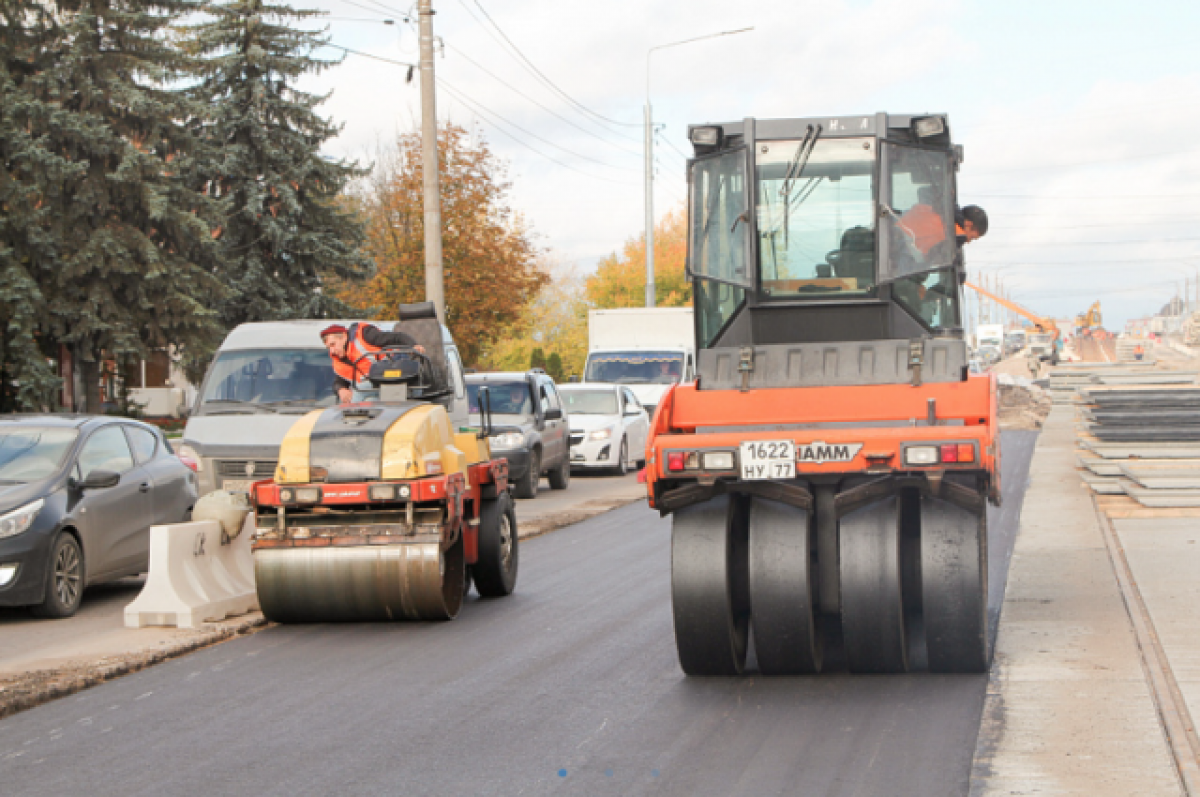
[461,0,641,131]
[436,79,638,185]
[980,236,1200,247]
[444,42,642,159]
[972,146,1200,176]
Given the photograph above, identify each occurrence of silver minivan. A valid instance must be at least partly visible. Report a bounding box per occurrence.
[179,320,472,497]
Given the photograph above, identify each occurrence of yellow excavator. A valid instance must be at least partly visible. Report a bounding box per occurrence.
[965,281,1060,363]
[1076,301,1102,332]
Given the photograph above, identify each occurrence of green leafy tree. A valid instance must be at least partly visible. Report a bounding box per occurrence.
[183,0,370,341]
[530,347,546,372]
[0,0,64,410]
[546,352,563,381]
[26,0,226,411]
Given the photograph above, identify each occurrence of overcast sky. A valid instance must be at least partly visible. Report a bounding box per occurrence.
[298,0,1200,328]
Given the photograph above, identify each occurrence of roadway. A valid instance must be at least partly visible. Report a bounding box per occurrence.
[0,432,1036,796]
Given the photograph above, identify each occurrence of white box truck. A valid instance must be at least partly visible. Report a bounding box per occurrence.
[583,307,695,419]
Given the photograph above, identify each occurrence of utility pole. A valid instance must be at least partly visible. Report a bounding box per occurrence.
[418,0,445,322]
[644,104,655,307]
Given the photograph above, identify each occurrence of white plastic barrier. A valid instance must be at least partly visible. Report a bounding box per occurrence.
[124,515,259,629]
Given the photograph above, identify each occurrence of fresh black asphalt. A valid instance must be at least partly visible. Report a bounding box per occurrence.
[0,431,1037,797]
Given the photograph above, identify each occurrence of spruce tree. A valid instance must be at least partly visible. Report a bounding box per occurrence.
[0,1,70,410]
[184,0,370,335]
[28,0,226,412]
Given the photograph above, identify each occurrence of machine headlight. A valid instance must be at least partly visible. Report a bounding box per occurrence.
[0,499,44,539]
[369,484,397,501]
[178,444,203,472]
[279,488,294,503]
[0,563,16,587]
[702,451,735,471]
[295,487,321,503]
[397,484,412,499]
[904,446,939,466]
[490,432,524,449]
[589,428,613,441]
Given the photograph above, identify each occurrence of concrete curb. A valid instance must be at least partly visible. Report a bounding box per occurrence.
[0,614,268,721]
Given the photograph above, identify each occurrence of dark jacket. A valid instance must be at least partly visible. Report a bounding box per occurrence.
[332,324,418,393]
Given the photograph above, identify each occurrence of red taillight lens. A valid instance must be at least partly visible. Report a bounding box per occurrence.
[957,444,975,463]
[179,454,199,472]
[940,444,958,463]
[667,451,685,472]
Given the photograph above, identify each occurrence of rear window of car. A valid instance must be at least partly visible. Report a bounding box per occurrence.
[561,390,618,415]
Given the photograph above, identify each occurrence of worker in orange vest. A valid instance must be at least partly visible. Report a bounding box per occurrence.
[1134,343,1145,361]
[321,323,423,404]
[898,204,988,256]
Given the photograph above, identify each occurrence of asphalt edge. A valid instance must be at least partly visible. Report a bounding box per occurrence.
[0,615,268,722]
[1093,496,1200,796]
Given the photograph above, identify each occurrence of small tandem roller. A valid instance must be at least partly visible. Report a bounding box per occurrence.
[648,112,1000,675]
[249,303,518,622]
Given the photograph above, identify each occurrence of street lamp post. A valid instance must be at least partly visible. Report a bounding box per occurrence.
[644,27,752,308]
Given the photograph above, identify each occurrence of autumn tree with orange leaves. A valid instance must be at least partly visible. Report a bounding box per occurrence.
[337,124,546,365]
[586,206,690,309]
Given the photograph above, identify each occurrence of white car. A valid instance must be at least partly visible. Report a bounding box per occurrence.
[558,383,650,475]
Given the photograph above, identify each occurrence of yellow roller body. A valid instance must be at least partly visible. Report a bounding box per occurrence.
[255,540,465,623]
[381,404,468,480]
[274,409,324,484]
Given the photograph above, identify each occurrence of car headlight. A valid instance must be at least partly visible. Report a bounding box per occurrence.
[178,443,203,472]
[0,499,44,540]
[490,432,525,449]
[588,428,612,441]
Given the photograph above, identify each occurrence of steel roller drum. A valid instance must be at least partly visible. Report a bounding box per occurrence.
[255,542,464,622]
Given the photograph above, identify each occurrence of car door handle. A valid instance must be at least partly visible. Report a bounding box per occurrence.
[139,483,151,493]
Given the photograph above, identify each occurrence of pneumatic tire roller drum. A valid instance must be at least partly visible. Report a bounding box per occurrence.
[255,537,466,623]
[920,496,989,673]
[839,496,911,673]
[748,497,822,674]
[671,495,750,676]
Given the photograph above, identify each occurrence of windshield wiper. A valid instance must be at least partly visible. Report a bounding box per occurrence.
[202,399,277,413]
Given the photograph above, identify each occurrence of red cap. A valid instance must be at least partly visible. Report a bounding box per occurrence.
[319,324,347,339]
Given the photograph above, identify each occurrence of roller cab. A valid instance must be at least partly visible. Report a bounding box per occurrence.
[249,303,519,622]
[651,113,999,675]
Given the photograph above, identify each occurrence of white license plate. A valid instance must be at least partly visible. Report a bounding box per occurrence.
[739,440,795,480]
[221,479,253,493]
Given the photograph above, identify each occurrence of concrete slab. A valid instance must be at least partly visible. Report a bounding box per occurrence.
[1121,467,1200,490]
[971,406,1182,796]
[1123,481,1200,508]
[1080,471,1124,494]
[1114,519,1200,743]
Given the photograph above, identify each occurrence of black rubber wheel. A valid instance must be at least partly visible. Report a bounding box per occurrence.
[514,450,540,499]
[548,456,570,490]
[31,533,84,618]
[921,496,990,672]
[839,497,910,673]
[475,492,519,597]
[671,495,750,676]
[613,438,628,476]
[749,497,822,674]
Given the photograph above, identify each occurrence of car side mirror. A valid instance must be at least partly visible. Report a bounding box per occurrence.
[75,469,120,490]
[544,408,563,421]
[625,407,641,416]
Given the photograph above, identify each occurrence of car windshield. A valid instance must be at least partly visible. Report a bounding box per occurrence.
[0,426,78,482]
[198,348,335,411]
[467,382,532,416]
[560,390,618,415]
[584,352,683,384]
[756,137,877,299]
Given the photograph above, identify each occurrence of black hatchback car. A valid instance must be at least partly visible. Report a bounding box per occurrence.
[0,415,198,617]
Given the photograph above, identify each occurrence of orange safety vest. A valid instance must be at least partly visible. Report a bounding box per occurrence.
[898,204,949,255]
[330,323,384,386]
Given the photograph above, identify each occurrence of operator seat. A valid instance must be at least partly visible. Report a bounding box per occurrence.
[833,226,875,286]
[395,301,450,399]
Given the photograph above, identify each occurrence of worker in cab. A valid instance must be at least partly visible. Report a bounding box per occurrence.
[898,202,989,257]
[321,323,424,404]
[956,205,988,245]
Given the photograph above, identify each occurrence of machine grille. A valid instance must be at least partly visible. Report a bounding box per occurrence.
[216,460,278,479]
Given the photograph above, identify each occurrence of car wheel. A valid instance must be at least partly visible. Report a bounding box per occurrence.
[31,533,84,618]
[475,492,518,597]
[614,437,628,476]
[548,456,570,490]
[515,450,540,499]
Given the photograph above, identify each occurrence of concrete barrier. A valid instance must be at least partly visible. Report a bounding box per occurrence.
[124,515,258,629]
